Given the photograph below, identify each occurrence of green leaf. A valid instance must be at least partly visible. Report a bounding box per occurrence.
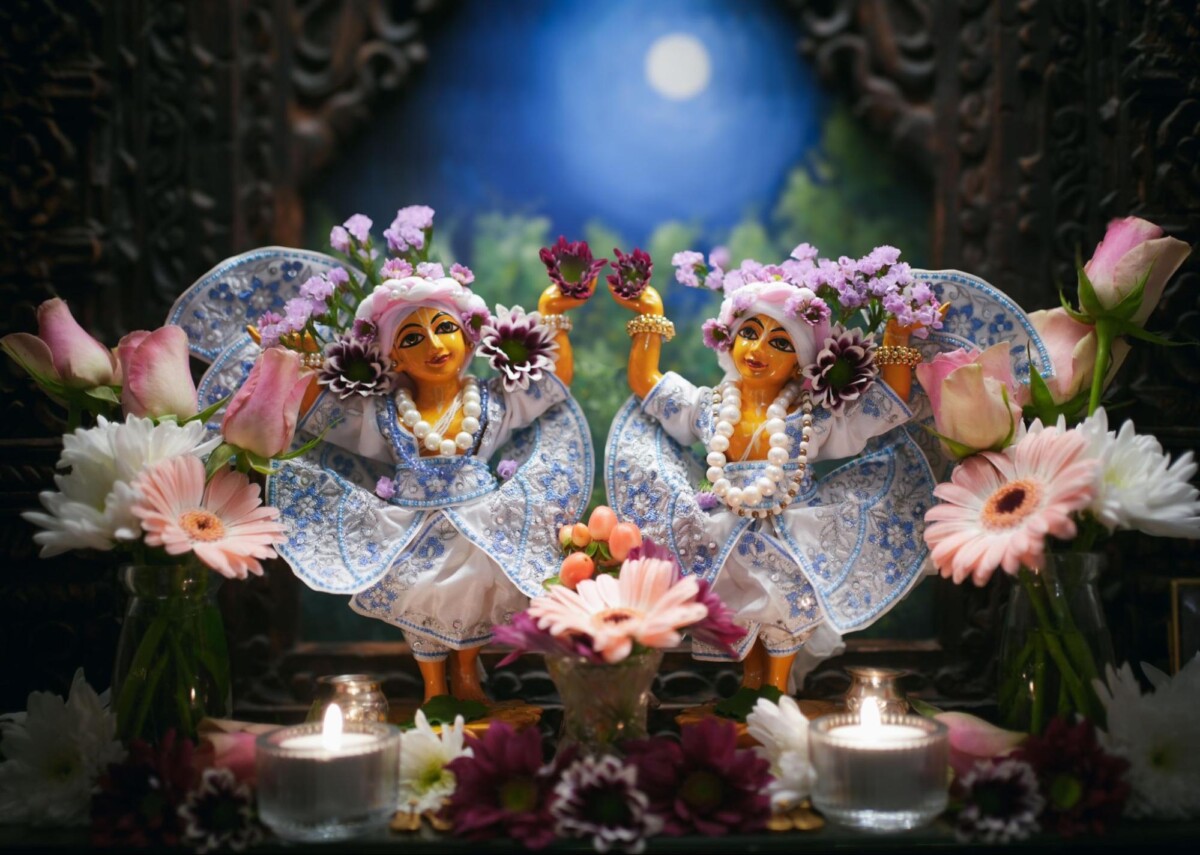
[1107,268,1149,322]
[542,575,563,590]
[713,685,783,723]
[84,385,121,405]
[585,540,599,557]
[274,433,326,461]
[918,424,980,460]
[1114,321,1194,347]
[419,694,488,726]
[907,697,944,718]
[1076,266,1105,319]
[1058,289,1093,324]
[1049,773,1084,811]
[245,450,275,475]
[204,443,237,479]
[595,541,612,563]
[187,394,231,425]
[1026,363,1058,417]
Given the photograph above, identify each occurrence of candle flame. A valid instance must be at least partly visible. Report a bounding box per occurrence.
[860,696,882,731]
[322,702,344,751]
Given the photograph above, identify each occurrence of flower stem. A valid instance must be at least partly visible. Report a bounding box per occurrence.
[1087,319,1115,417]
[1018,569,1097,723]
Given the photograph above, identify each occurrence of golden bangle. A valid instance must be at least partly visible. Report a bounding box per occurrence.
[540,313,573,333]
[626,315,675,341]
[874,345,922,367]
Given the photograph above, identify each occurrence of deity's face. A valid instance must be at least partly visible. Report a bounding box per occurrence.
[730,313,799,385]
[389,306,469,384]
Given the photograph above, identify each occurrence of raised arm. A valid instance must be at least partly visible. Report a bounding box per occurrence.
[610,285,668,400]
[537,285,588,387]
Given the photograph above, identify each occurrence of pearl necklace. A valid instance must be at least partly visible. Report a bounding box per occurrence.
[396,376,482,456]
[705,380,813,518]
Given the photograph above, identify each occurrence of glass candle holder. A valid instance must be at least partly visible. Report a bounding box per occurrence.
[844,666,909,716]
[809,707,948,832]
[307,674,389,724]
[256,719,400,842]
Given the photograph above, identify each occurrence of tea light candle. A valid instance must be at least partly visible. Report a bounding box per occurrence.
[256,704,401,842]
[809,698,948,832]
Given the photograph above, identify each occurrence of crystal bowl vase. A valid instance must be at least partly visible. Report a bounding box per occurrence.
[998,552,1114,734]
[112,561,232,742]
[546,648,663,756]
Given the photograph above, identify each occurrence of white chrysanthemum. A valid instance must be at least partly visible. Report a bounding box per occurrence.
[1075,408,1200,538]
[398,710,472,815]
[745,695,815,809]
[22,415,219,556]
[0,669,125,826]
[1095,657,1200,819]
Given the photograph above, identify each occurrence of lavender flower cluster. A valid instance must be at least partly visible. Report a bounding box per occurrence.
[257,266,350,349]
[673,242,943,337]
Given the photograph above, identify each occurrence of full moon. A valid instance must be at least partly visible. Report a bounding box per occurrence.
[645,33,711,100]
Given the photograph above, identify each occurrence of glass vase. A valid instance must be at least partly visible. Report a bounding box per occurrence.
[998,552,1114,734]
[546,648,663,757]
[112,561,232,743]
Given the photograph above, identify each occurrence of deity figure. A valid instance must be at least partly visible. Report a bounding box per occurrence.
[606,262,937,691]
[168,246,593,704]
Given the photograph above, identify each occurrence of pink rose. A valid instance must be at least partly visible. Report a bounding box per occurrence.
[916,343,1021,456]
[1025,308,1097,405]
[1083,216,1190,325]
[0,298,118,389]
[935,711,1025,778]
[117,326,198,419]
[221,348,310,458]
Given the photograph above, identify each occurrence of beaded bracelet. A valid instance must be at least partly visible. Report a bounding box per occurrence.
[626,315,676,341]
[874,345,923,367]
[540,313,573,333]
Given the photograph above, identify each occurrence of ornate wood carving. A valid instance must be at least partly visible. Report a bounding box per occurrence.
[1,0,1197,715]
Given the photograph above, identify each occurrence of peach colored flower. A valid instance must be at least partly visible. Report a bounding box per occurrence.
[923,429,1098,585]
[131,455,285,579]
[528,557,708,663]
[117,325,198,419]
[1083,216,1190,325]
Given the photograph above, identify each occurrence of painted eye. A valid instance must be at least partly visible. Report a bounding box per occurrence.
[435,320,461,335]
[397,332,425,348]
[738,326,759,340]
[769,337,795,353]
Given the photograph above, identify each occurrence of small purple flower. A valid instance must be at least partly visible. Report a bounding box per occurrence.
[539,237,606,299]
[709,246,731,271]
[702,319,732,352]
[381,257,413,279]
[703,268,726,291]
[721,269,747,292]
[695,491,719,511]
[497,458,518,480]
[782,288,831,326]
[283,297,314,329]
[478,306,559,392]
[607,247,653,300]
[257,311,284,349]
[375,476,396,499]
[802,326,879,414]
[460,306,491,343]
[671,250,705,289]
[450,262,475,285]
[416,261,445,279]
[384,207,433,255]
[329,225,351,253]
[789,243,819,264]
[327,266,350,287]
[343,213,373,243]
[551,755,662,853]
[352,318,377,342]
[299,274,335,303]
[396,204,434,230]
[319,334,396,399]
[730,290,756,315]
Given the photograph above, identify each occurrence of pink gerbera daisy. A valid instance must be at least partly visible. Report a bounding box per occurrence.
[131,455,286,579]
[528,557,708,663]
[924,428,1098,585]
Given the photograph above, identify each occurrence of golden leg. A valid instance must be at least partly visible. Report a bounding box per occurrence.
[764,651,798,694]
[417,658,449,703]
[449,646,489,702]
[741,639,766,690]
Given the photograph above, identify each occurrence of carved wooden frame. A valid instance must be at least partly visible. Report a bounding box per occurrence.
[1,0,1196,713]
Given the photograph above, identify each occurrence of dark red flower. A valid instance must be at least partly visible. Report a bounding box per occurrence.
[1016,717,1130,837]
[689,579,746,656]
[539,237,606,299]
[90,730,199,848]
[442,721,563,849]
[606,247,653,300]
[492,610,606,666]
[623,718,770,836]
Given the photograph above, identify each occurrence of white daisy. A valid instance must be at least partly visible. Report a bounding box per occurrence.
[1075,408,1200,538]
[398,710,472,815]
[22,415,219,556]
[745,695,815,809]
[0,669,125,826]
[1095,657,1200,819]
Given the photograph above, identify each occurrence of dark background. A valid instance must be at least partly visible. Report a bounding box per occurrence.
[1,0,1196,719]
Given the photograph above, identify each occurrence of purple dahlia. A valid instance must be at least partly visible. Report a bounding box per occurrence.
[954,758,1044,843]
[539,236,606,299]
[477,305,558,392]
[607,247,653,300]
[802,326,878,414]
[178,767,263,854]
[551,755,662,853]
[317,333,395,399]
